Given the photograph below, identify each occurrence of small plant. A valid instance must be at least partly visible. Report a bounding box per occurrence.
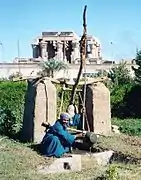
[105,165,119,180]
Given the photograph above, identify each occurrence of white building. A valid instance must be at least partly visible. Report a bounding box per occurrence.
[31,31,102,64]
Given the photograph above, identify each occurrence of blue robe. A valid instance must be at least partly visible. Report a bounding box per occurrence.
[41,120,75,158]
[69,113,82,130]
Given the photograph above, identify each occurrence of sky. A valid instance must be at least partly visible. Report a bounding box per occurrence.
[0,0,140,62]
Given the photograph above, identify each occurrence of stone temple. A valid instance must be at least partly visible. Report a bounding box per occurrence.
[31,31,102,64]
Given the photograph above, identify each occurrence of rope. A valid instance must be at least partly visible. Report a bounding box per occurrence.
[82,57,87,131]
[59,90,64,117]
[79,91,90,131]
[78,92,83,104]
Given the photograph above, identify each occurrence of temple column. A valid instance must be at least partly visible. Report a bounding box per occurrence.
[95,42,100,59]
[40,42,48,60]
[32,44,39,58]
[90,41,96,58]
[63,41,67,62]
[97,45,101,58]
[71,41,80,63]
[94,47,97,58]
[56,41,63,60]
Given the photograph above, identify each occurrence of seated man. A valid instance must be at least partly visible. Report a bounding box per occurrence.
[41,112,82,158]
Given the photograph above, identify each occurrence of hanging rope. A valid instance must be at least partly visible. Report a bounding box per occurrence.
[79,92,90,132]
[59,89,64,117]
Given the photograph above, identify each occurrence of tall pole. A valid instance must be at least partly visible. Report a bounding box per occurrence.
[17,39,20,60]
[0,42,4,61]
[70,5,87,105]
[17,40,21,73]
[83,31,87,131]
[110,41,114,69]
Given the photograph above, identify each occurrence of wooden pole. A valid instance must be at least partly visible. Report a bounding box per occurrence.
[70,5,87,105]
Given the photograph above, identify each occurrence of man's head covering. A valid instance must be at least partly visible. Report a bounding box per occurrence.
[60,112,70,121]
[67,104,75,118]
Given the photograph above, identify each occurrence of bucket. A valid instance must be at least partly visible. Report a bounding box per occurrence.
[85,132,97,144]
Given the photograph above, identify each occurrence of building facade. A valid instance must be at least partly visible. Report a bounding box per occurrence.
[31,31,102,64]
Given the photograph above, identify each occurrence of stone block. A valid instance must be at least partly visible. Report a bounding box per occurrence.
[21,78,56,143]
[84,82,111,136]
[89,150,114,166]
[112,125,120,134]
[38,154,81,174]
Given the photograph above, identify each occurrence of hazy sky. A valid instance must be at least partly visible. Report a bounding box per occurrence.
[0,0,140,62]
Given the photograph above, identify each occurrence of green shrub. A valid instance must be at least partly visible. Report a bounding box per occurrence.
[111,83,141,118]
[111,83,133,107]
[112,118,141,136]
[110,83,133,118]
[0,81,27,137]
[123,85,141,118]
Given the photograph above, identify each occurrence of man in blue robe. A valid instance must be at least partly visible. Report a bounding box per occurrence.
[41,112,82,158]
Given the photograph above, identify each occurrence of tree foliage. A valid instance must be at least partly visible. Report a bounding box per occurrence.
[132,49,141,84]
[108,62,135,118]
[0,81,27,137]
[8,72,23,81]
[108,62,132,88]
[40,59,69,78]
[110,83,133,118]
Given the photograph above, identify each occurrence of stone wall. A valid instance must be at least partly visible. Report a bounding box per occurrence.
[0,62,135,79]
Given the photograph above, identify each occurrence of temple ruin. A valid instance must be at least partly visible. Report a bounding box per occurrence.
[31,31,102,64]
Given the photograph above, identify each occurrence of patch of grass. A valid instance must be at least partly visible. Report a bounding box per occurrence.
[96,134,141,161]
[112,118,141,136]
[0,136,53,180]
[0,135,105,180]
[0,134,141,180]
[103,163,141,180]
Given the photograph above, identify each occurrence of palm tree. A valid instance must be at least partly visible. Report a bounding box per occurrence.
[40,59,69,78]
[8,71,23,81]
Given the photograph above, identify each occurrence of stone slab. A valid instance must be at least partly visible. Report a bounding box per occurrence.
[112,125,120,134]
[85,82,111,136]
[22,78,56,143]
[38,154,81,174]
[88,150,114,166]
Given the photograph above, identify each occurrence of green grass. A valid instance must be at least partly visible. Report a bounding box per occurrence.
[0,134,141,180]
[112,118,141,136]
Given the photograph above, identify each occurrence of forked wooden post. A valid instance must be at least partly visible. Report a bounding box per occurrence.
[70,5,87,105]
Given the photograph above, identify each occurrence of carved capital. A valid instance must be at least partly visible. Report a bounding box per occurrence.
[40,42,47,49]
[31,44,37,49]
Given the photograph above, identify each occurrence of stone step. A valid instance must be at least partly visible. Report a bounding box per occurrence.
[38,154,81,174]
